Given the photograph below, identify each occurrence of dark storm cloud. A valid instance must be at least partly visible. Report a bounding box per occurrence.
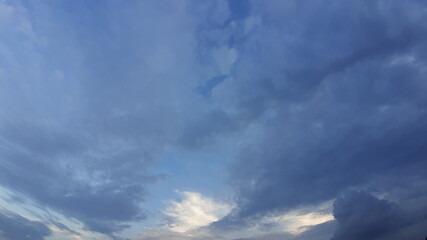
[0,210,51,240]
[210,0,427,232]
[331,191,405,240]
[331,190,427,240]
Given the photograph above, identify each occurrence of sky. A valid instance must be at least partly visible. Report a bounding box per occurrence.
[0,0,427,239]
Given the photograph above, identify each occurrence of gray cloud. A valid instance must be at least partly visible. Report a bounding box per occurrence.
[0,0,206,236]
[0,210,51,240]
[0,122,162,235]
[331,190,427,240]
[209,0,427,233]
[331,191,405,240]
[178,109,237,149]
[2,0,427,239]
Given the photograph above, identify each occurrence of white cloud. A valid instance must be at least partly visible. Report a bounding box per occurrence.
[268,200,334,234]
[132,195,333,240]
[222,200,334,240]
[212,46,238,75]
[131,191,232,240]
[163,191,232,233]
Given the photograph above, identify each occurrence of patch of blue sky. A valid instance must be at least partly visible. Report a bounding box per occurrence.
[196,75,228,98]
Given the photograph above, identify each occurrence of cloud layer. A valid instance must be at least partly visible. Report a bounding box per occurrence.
[332,191,405,240]
[0,209,51,240]
[209,0,427,232]
[1,0,427,239]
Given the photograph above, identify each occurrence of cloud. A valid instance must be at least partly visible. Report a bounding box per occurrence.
[209,200,334,240]
[135,229,223,240]
[132,191,232,240]
[137,194,334,240]
[331,191,405,240]
[262,201,334,235]
[331,190,427,240]
[231,221,336,240]
[2,0,427,239]
[0,0,206,236]
[207,0,427,232]
[164,191,232,233]
[178,110,237,148]
[0,209,52,240]
[0,122,162,235]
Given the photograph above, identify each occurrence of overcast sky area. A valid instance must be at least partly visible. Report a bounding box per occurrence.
[1,0,427,239]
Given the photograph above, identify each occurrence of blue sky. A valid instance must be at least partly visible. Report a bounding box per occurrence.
[1,0,427,240]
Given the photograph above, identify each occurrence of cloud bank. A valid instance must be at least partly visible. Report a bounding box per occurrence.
[0,209,51,240]
[1,0,427,239]
[209,1,427,233]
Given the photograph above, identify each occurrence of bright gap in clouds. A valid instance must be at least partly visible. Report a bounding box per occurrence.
[151,191,334,237]
[163,191,232,233]
[266,201,334,235]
